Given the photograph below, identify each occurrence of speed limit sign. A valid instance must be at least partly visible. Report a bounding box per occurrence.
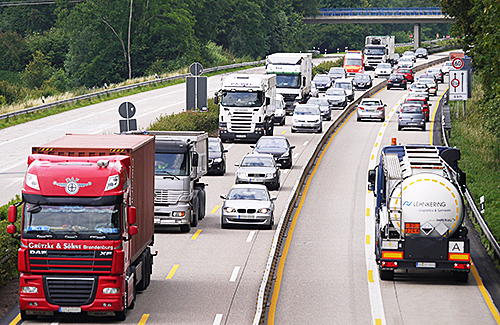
[452,57,464,70]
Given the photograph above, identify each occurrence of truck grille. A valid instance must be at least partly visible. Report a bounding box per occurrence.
[44,276,96,306]
[155,189,183,204]
[229,112,253,132]
[29,250,113,273]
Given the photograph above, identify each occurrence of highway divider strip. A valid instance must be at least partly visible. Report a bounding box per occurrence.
[252,54,449,324]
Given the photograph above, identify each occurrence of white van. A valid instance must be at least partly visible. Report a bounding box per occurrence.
[274,94,286,125]
[333,78,354,101]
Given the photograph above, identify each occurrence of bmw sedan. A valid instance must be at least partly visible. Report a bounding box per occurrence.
[207,137,227,175]
[220,184,275,229]
[235,153,280,190]
[251,136,295,169]
[357,98,386,122]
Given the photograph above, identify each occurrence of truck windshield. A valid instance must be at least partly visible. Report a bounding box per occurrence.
[275,75,300,89]
[221,91,263,107]
[344,58,362,66]
[155,153,188,176]
[365,48,385,55]
[23,203,121,237]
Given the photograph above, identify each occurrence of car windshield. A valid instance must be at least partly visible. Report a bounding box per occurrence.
[345,58,362,66]
[221,91,263,107]
[401,106,422,113]
[377,63,391,69]
[155,153,188,176]
[412,83,427,90]
[399,57,412,62]
[294,106,320,115]
[313,75,330,82]
[228,188,269,201]
[23,203,121,236]
[276,74,300,88]
[419,78,434,84]
[256,138,287,149]
[416,48,427,54]
[361,100,381,106]
[354,74,370,81]
[326,88,345,96]
[241,156,274,167]
[208,141,221,153]
[404,51,414,56]
[398,69,411,74]
[334,82,352,90]
[307,98,328,105]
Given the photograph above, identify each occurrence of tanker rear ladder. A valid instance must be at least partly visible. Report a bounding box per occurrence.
[382,153,404,234]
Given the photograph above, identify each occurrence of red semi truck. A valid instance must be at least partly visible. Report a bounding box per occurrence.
[7,134,156,321]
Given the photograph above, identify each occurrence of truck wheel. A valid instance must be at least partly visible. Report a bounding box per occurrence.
[128,266,136,310]
[452,271,468,283]
[180,224,191,232]
[195,185,206,220]
[20,310,37,321]
[115,309,127,321]
[190,195,199,227]
[379,269,394,281]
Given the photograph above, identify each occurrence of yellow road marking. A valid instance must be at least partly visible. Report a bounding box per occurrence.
[281,130,287,134]
[8,314,20,325]
[471,262,500,323]
[366,208,370,217]
[166,264,180,279]
[430,86,449,145]
[268,110,355,324]
[138,314,150,325]
[191,229,203,240]
[367,270,374,282]
[366,235,370,245]
[376,319,382,325]
[211,205,221,214]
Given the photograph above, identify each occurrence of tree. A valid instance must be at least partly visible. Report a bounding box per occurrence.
[22,51,53,89]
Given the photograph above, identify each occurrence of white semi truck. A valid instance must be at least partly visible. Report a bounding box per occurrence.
[265,53,312,114]
[364,35,395,70]
[147,131,208,232]
[216,74,276,142]
[368,145,470,282]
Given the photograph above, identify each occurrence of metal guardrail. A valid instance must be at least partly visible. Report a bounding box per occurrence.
[252,55,448,324]
[318,7,444,16]
[0,60,265,122]
[441,96,500,261]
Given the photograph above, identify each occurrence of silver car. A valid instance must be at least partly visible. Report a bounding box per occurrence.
[235,153,280,190]
[307,97,331,121]
[220,184,275,229]
[325,88,348,109]
[357,98,386,122]
[374,63,393,78]
[291,104,322,133]
[398,104,426,131]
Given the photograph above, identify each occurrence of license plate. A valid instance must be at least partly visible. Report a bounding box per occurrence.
[59,307,81,313]
[236,134,246,138]
[416,262,436,268]
[408,122,417,125]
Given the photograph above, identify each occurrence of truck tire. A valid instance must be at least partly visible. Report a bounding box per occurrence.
[20,310,37,321]
[136,250,151,291]
[115,309,127,321]
[452,271,468,283]
[180,224,191,232]
[195,184,206,220]
[128,266,136,310]
[190,195,199,228]
[379,269,394,281]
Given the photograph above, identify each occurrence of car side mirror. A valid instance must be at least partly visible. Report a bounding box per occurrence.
[384,104,387,107]
[368,169,377,196]
[220,195,227,200]
[214,94,219,105]
[266,97,271,105]
[271,197,277,201]
[250,145,255,149]
[192,152,199,167]
[428,103,432,106]
[234,163,239,167]
[290,145,296,150]
[223,149,228,153]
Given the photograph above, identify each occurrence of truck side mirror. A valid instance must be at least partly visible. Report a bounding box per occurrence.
[7,224,16,235]
[192,152,199,167]
[266,97,270,105]
[128,206,137,225]
[302,77,306,86]
[214,94,219,105]
[368,169,376,195]
[8,205,17,223]
[129,225,138,236]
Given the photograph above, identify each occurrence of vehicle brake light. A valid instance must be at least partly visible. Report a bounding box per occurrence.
[381,261,398,268]
[453,263,470,270]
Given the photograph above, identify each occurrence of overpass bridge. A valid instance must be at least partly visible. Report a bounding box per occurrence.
[304,7,455,48]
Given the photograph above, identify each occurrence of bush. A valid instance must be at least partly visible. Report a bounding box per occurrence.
[0,196,22,287]
[312,57,343,77]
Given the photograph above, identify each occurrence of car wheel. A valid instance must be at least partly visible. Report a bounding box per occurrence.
[380,117,385,122]
[317,127,322,133]
[398,125,402,131]
[387,86,391,90]
[221,218,229,229]
[357,116,361,121]
[422,125,426,131]
[291,129,296,133]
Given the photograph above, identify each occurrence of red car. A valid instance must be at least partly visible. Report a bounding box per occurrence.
[405,96,431,121]
[396,68,414,83]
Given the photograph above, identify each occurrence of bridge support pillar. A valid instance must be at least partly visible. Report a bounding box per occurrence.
[414,23,421,49]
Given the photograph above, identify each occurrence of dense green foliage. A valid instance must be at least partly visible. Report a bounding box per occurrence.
[0,196,22,287]
[312,57,343,76]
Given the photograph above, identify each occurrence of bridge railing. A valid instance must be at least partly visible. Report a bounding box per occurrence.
[318,7,443,17]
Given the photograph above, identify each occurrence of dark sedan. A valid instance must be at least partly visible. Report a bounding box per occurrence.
[387,73,407,90]
[352,73,373,89]
[207,138,227,175]
[251,136,295,169]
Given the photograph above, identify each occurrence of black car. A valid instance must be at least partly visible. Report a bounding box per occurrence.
[208,138,227,175]
[387,73,407,90]
[352,73,373,89]
[251,136,295,169]
[312,74,332,91]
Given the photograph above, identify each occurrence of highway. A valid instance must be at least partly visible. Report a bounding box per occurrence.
[1,52,499,325]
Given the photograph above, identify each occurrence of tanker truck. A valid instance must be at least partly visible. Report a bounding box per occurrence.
[368,145,470,282]
[7,134,155,321]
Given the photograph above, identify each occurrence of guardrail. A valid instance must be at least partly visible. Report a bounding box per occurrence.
[0,60,265,122]
[252,55,447,324]
[441,96,500,264]
[318,7,444,17]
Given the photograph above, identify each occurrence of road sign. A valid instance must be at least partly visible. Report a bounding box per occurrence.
[449,70,468,101]
[189,62,203,76]
[452,57,464,70]
[118,101,137,132]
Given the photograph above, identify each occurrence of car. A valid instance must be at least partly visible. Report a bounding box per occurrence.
[310,82,319,98]
[415,48,428,59]
[312,74,332,91]
[426,67,444,83]
[235,153,280,190]
[403,50,417,62]
[387,73,407,90]
[291,104,322,133]
[441,61,453,74]
[333,78,354,101]
[397,57,414,69]
[356,98,386,122]
[396,68,414,83]
[274,94,286,126]
[374,63,393,78]
[325,88,348,109]
[207,137,228,175]
[328,67,347,81]
[405,96,431,121]
[307,97,331,121]
[393,53,401,64]
[417,75,438,96]
[407,82,430,100]
[398,104,426,131]
[251,135,295,169]
[352,73,373,89]
[220,184,275,229]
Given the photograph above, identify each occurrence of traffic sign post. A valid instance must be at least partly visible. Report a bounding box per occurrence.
[186,62,207,112]
[118,101,138,132]
[449,70,468,101]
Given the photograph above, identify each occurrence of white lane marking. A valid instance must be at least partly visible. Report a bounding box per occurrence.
[213,314,223,325]
[246,231,256,243]
[226,144,235,150]
[302,140,309,146]
[230,266,241,282]
[293,153,299,159]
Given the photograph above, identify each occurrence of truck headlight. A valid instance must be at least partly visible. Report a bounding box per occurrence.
[172,211,185,217]
[105,175,120,191]
[224,207,236,213]
[21,286,38,293]
[214,158,223,163]
[26,173,40,190]
[103,287,120,294]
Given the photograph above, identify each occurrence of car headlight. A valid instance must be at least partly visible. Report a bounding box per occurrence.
[258,208,271,214]
[266,173,276,178]
[214,158,222,163]
[224,207,236,213]
[237,171,246,177]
